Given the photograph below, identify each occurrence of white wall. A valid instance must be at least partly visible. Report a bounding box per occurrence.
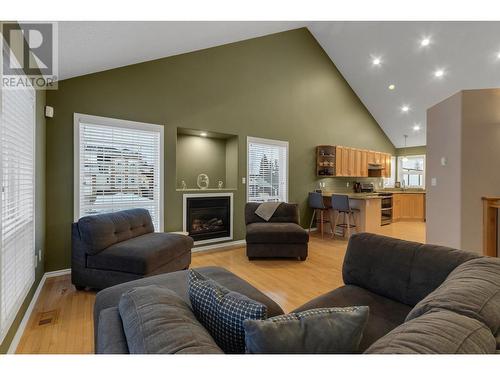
[426,92,462,249]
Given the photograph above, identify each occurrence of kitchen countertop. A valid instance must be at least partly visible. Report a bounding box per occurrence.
[321,190,426,199]
[321,192,382,200]
[379,189,426,194]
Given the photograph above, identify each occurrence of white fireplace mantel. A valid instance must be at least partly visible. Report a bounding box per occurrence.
[182,192,233,245]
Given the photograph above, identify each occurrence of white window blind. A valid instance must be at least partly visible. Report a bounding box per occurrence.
[247,137,288,203]
[75,114,164,231]
[0,82,36,342]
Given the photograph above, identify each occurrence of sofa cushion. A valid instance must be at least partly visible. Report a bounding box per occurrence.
[406,257,500,335]
[366,310,497,354]
[118,285,223,354]
[245,202,300,225]
[246,222,308,244]
[291,285,412,352]
[87,233,193,275]
[343,233,479,306]
[244,306,369,354]
[188,269,267,354]
[78,208,155,255]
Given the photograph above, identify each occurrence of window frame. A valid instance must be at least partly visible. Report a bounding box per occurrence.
[0,58,36,342]
[73,113,165,231]
[246,136,289,203]
[397,154,426,188]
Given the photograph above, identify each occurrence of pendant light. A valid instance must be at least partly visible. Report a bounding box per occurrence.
[402,135,409,162]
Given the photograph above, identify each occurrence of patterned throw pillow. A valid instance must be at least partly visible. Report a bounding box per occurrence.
[188,269,267,353]
[243,306,369,353]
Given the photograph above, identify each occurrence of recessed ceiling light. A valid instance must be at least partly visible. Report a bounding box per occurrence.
[372,57,382,66]
[497,52,500,59]
[434,69,445,78]
[388,84,395,90]
[200,132,207,137]
[413,124,421,131]
[401,105,410,113]
[420,37,431,47]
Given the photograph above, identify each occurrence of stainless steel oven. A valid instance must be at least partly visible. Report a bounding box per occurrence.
[379,193,393,225]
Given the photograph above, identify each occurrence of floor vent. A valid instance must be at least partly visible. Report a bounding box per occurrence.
[37,310,59,326]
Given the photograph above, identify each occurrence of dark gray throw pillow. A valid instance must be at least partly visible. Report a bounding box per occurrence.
[188,269,267,353]
[243,306,369,354]
[118,285,223,354]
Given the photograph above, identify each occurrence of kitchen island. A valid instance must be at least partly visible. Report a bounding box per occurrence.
[321,192,382,233]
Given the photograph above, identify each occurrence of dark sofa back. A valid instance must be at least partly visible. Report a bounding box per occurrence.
[343,233,480,306]
[75,208,154,255]
[245,203,299,225]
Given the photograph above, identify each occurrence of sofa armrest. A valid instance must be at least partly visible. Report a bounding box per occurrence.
[342,233,479,306]
[96,307,129,354]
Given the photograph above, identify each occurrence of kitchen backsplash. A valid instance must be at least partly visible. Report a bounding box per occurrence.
[315,177,385,193]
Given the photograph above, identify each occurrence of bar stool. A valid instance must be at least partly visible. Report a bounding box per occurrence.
[308,191,330,239]
[331,194,359,239]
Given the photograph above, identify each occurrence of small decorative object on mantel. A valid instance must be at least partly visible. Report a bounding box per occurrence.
[181,180,187,190]
[197,173,210,190]
[218,180,224,189]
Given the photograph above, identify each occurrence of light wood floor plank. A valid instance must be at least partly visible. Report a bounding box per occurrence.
[16,222,425,354]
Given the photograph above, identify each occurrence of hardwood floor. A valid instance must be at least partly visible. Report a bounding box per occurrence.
[16,221,425,354]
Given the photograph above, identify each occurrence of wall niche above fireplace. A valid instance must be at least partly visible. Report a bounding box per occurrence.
[183,193,233,244]
[176,128,238,191]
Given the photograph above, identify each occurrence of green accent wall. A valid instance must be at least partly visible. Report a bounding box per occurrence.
[176,134,235,189]
[395,146,426,156]
[45,28,394,272]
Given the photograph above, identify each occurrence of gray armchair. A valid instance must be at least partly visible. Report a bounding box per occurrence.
[72,208,193,290]
[245,203,309,260]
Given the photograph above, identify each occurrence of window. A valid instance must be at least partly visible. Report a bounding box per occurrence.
[74,114,164,231]
[247,137,288,202]
[398,155,425,188]
[0,81,35,341]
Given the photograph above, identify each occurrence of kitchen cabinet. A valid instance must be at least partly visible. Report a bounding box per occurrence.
[317,145,392,178]
[360,150,368,177]
[392,193,425,221]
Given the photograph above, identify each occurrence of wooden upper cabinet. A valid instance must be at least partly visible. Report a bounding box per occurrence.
[317,145,393,178]
[367,151,375,165]
[361,150,368,177]
[384,153,392,178]
[335,146,344,176]
[341,147,350,176]
[353,149,362,177]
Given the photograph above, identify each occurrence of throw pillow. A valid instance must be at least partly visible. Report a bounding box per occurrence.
[243,306,369,354]
[188,269,267,353]
[118,285,223,354]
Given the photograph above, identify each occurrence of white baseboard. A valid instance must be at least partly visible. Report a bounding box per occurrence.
[192,239,246,253]
[7,268,71,354]
[44,268,71,278]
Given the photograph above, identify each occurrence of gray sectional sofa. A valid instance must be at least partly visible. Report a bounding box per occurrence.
[72,209,193,290]
[94,232,500,354]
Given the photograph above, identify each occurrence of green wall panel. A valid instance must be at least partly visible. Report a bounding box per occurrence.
[45,28,394,271]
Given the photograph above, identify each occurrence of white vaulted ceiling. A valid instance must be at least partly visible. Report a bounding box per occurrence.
[56,21,500,147]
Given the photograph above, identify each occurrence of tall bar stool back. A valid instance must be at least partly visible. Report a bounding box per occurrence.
[308,192,330,238]
[331,194,358,239]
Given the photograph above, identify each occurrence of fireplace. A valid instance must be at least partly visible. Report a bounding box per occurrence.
[183,193,233,244]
